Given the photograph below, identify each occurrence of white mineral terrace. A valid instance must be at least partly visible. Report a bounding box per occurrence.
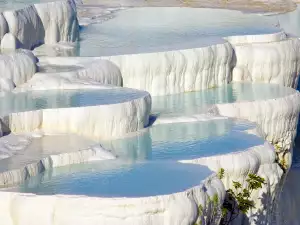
[0,0,299,225]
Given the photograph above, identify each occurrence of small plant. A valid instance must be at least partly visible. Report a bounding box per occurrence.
[218,168,225,179]
[218,168,265,225]
[193,194,220,225]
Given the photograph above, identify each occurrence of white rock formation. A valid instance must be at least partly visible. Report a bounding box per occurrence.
[0,3,298,225]
[209,90,300,168]
[16,59,122,91]
[34,0,79,44]
[0,171,225,225]
[104,43,232,96]
[36,41,233,96]
[0,0,78,50]
[230,38,300,88]
[0,133,115,187]
[0,50,37,91]
[181,140,283,225]
[0,33,18,49]
[5,88,151,140]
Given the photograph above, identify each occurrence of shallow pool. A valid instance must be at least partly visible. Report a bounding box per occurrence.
[0,88,147,116]
[78,7,280,56]
[152,83,295,116]
[12,161,212,197]
[101,118,263,161]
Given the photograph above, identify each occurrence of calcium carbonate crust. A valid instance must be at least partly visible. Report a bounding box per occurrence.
[3,89,151,140]
[231,38,300,88]
[0,50,37,91]
[0,0,78,50]
[0,172,225,225]
[37,42,232,96]
[0,2,299,225]
[0,144,116,187]
[36,34,300,96]
[180,141,284,225]
[15,59,123,91]
[209,90,300,168]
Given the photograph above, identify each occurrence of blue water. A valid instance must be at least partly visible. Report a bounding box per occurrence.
[102,119,263,161]
[14,161,212,197]
[152,83,295,116]
[8,83,283,196]
[0,88,146,116]
[78,7,280,56]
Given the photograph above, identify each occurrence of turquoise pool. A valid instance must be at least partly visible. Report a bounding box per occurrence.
[12,161,212,197]
[78,7,280,56]
[0,88,147,116]
[101,118,263,161]
[151,83,295,116]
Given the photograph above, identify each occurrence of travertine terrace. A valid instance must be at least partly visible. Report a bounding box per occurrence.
[0,1,299,225]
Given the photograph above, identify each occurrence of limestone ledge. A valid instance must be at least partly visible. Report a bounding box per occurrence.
[15,59,122,91]
[180,141,283,225]
[231,38,300,89]
[37,34,300,97]
[209,89,300,168]
[37,42,232,96]
[0,172,225,225]
[4,89,151,140]
[225,31,287,45]
[0,50,37,91]
[0,0,78,50]
[144,114,282,224]
[0,145,115,188]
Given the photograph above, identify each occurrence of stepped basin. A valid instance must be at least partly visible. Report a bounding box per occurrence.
[77,7,280,56]
[0,88,151,140]
[152,83,295,117]
[0,88,147,116]
[9,161,213,197]
[101,118,264,161]
[0,134,96,174]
